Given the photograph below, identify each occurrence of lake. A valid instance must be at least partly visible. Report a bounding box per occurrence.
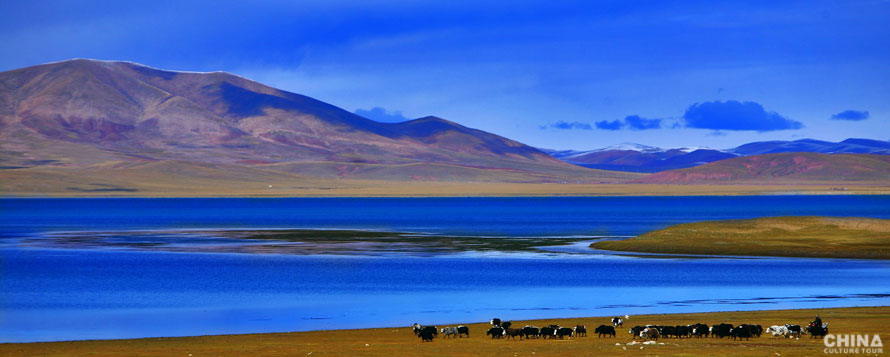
[1,196,889,342]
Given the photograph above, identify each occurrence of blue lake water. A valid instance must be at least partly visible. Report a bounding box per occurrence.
[1,196,889,342]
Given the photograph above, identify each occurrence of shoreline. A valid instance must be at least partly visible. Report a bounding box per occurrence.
[3,306,887,356]
[3,183,890,198]
[9,220,890,260]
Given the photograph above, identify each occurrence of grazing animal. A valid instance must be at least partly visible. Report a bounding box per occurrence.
[574,324,587,337]
[501,321,512,329]
[692,323,710,338]
[641,327,660,340]
[713,323,733,338]
[413,323,436,337]
[785,324,802,338]
[540,325,558,339]
[661,325,675,338]
[612,317,623,327]
[751,324,763,337]
[419,326,437,342]
[595,325,616,338]
[629,326,645,339]
[486,326,505,339]
[556,327,574,339]
[766,325,789,338]
[521,325,540,339]
[457,325,470,338]
[490,318,501,327]
[674,325,692,338]
[730,325,752,341]
[440,326,458,338]
[504,327,522,340]
[806,323,829,338]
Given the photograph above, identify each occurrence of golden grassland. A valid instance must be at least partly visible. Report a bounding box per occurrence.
[2,168,889,197]
[0,159,889,197]
[592,216,890,259]
[2,306,887,357]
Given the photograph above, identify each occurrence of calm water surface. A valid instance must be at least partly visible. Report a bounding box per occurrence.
[1,196,889,342]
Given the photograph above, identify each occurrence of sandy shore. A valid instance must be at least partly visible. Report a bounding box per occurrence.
[2,306,887,356]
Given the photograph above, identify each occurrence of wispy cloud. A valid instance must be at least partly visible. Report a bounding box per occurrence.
[548,121,593,130]
[623,115,662,130]
[355,106,411,123]
[594,115,662,130]
[594,120,623,130]
[683,100,802,131]
[830,110,869,121]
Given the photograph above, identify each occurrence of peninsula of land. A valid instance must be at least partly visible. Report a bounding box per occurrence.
[591,216,890,259]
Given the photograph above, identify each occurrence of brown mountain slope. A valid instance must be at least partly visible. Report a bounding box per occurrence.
[636,152,890,184]
[0,59,632,185]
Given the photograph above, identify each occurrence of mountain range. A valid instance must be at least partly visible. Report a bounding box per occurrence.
[544,139,890,173]
[637,152,890,184]
[0,59,634,187]
[730,138,890,156]
[0,59,887,195]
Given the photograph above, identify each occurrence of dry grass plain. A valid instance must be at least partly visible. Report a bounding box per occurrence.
[1,159,889,197]
[593,216,890,259]
[2,306,887,356]
[2,166,889,197]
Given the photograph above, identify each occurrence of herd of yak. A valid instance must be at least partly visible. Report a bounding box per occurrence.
[412,317,830,342]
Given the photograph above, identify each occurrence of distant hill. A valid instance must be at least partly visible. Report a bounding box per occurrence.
[0,59,636,190]
[562,148,737,173]
[542,142,739,173]
[542,138,890,173]
[636,152,890,184]
[730,138,890,156]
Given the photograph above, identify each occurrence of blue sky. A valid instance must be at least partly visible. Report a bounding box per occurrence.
[1,0,888,150]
